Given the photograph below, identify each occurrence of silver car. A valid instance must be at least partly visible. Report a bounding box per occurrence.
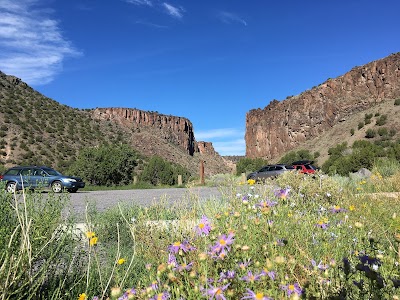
[246,164,295,181]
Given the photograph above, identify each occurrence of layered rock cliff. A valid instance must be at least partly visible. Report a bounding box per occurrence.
[92,108,196,155]
[245,52,400,159]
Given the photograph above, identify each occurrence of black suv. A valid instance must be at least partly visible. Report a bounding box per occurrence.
[0,166,85,193]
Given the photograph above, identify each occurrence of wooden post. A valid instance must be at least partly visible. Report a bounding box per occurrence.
[200,161,205,185]
[178,175,182,186]
[133,176,138,185]
[241,173,246,183]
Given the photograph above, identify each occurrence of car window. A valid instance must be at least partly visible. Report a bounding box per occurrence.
[275,166,283,170]
[305,165,313,170]
[5,169,20,176]
[285,165,295,170]
[295,166,303,170]
[33,168,45,176]
[259,166,270,172]
[20,168,33,176]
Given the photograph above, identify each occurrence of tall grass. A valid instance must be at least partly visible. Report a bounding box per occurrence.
[1,170,399,299]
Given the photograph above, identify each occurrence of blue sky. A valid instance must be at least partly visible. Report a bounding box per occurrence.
[1,1,399,155]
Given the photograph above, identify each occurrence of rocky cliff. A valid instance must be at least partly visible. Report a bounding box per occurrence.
[245,52,400,159]
[91,108,232,175]
[92,108,196,155]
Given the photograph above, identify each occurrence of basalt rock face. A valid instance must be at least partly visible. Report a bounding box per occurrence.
[92,108,196,155]
[245,52,400,160]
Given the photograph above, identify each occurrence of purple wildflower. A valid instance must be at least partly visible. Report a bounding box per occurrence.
[311,259,329,271]
[238,259,252,270]
[330,205,346,213]
[175,261,193,272]
[149,291,170,300]
[203,283,230,300]
[168,253,177,267]
[218,270,236,281]
[211,233,234,254]
[275,188,290,200]
[195,215,212,236]
[168,240,195,254]
[257,199,278,208]
[240,270,264,283]
[274,238,286,246]
[280,282,302,297]
[261,270,276,281]
[241,289,273,300]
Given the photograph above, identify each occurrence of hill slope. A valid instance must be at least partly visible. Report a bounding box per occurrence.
[0,72,231,176]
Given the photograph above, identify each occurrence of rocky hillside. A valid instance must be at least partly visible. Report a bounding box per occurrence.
[245,52,400,161]
[0,71,231,176]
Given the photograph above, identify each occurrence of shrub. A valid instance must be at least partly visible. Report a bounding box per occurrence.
[394,98,400,105]
[236,157,268,176]
[365,129,376,138]
[278,149,313,164]
[358,122,364,130]
[350,128,355,136]
[377,127,388,137]
[376,115,387,126]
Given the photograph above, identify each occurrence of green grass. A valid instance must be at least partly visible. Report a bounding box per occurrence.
[1,171,400,299]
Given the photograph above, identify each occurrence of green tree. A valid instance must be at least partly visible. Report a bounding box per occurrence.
[140,156,190,186]
[235,157,268,176]
[69,144,139,186]
[279,149,314,164]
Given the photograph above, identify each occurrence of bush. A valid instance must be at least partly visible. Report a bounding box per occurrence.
[139,156,191,186]
[365,129,376,138]
[376,115,387,126]
[358,122,364,130]
[377,127,388,137]
[278,149,313,164]
[394,98,400,105]
[235,157,268,176]
[350,128,355,136]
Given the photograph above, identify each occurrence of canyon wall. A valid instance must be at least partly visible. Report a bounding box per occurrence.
[245,52,400,159]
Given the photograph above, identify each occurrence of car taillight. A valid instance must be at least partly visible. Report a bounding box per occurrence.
[0,175,3,180]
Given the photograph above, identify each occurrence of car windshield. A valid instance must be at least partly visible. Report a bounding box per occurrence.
[285,165,295,170]
[42,168,62,176]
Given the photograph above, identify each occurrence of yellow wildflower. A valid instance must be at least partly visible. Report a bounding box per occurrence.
[349,205,355,211]
[85,231,95,239]
[89,236,98,246]
[247,179,256,185]
[117,258,126,265]
[78,293,87,300]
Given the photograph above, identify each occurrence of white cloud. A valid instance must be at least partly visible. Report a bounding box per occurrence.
[218,11,247,26]
[213,139,246,156]
[0,0,81,85]
[125,0,153,6]
[162,2,184,19]
[195,128,245,156]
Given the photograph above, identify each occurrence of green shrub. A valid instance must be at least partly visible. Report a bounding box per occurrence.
[394,98,400,105]
[350,128,355,136]
[235,157,268,175]
[365,128,376,138]
[278,149,313,164]
[358,122,364,130]
[377,127,388,137]
[376,114,387,126]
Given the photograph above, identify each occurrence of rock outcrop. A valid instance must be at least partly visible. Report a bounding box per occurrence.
[92,108,196,155]
[245,52,400,159]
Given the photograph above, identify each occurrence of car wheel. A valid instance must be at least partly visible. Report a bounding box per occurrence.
[6,182,17,193]
[67,188,78,193]
[51,181,63,193]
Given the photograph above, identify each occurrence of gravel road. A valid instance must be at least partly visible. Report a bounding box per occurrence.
[63,187,222,221]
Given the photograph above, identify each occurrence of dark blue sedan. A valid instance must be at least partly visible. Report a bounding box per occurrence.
[0,166,85,193]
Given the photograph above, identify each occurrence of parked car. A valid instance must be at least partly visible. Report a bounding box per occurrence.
[292,160,318,174]
[0,166,85,193]
[246,164,295,181]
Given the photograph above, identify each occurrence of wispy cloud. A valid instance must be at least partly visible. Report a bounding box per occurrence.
[162,2,184,19]
[125,0,153,6]
[218,11,247,26]
[135,20,168,29]
[0,0,81,85]
[196,128,245,156]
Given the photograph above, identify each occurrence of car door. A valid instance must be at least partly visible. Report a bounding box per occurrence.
[258,166,272,180]
[33,168,49,189]
[20,167,35,189]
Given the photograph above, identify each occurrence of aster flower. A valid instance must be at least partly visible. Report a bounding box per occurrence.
[275,187,290,200]
[261,269,276,281]
[311,259,329,271]
[168,253,178,267]
[330,205,346,213]
[240,270,264,283]
[218,270,236,282]
[195,215,212,236]
[175,261,193,272]
[168,240,194,254]
[238,259,252,270]
[211,233,234,254]
[149,291,170,300]
[203,283,230,300]
[280,282,302,297]
[316,219,329,229]
[241,289,273,300]
[274,238,286,246]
